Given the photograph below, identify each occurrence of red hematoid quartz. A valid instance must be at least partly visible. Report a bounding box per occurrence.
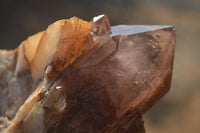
[0,15,175,133]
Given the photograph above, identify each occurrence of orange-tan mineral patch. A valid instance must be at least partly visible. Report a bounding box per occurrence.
[18,17,93,81]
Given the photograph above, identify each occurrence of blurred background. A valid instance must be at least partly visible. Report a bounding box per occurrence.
[0,0,200,132]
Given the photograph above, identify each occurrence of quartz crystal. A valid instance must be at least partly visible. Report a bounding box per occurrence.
[0,15,175,133]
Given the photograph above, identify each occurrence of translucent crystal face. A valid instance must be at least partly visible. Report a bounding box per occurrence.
[0,15,175,133]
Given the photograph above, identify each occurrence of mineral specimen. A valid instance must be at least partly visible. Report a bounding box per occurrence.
[0,15,175,133]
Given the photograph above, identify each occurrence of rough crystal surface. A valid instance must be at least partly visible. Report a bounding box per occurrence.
[0,15,175,133]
